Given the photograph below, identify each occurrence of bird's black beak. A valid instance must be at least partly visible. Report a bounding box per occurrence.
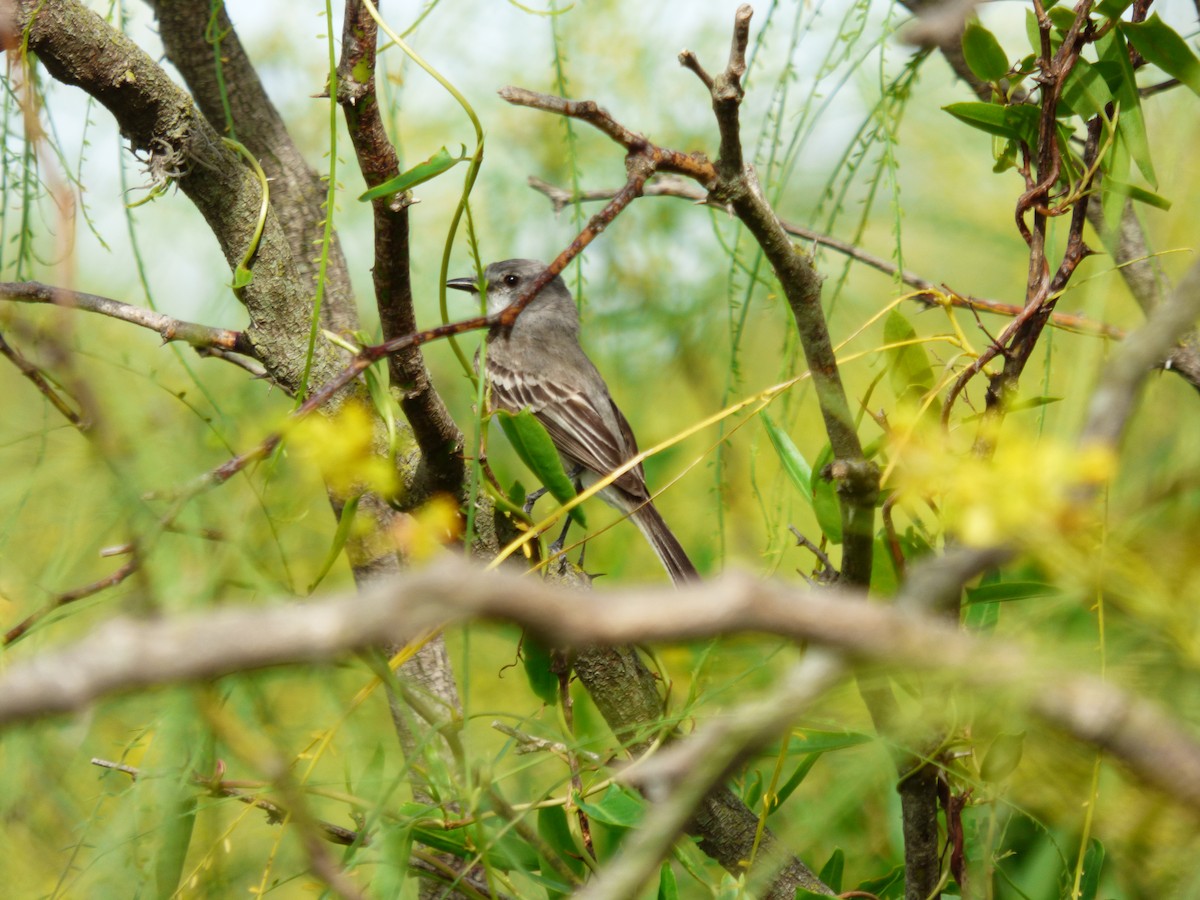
[446,275,480,294]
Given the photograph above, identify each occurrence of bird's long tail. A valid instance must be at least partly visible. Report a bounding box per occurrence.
[631,502,699,585]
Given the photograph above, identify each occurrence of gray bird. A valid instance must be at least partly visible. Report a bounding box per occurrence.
[447,259,698,584]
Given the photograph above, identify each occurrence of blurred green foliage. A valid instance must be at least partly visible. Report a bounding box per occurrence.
[2,1,1200,898]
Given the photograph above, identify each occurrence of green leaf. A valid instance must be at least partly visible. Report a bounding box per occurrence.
[944,101,1041,145]
[410,819,539,870]
[980,731,1026,782]
[1102,177,1172,210]
[962,20,1010,82]
[760,410,813,507]
[1095,0,1133,19]
[497,408,586,525]
[231,264,253,289]
[964,593,999,632]
[363,361,396,455]
[965,580,1057,604]
[307,492,360,593]
[657,861,679,900]
[1123,15,1200,97]
[819,848,845,893]
[522,636,560,706]
[883,309,936,412]
[1060,57,1115,121]
[359,145,468,202]
[1102,115,1132,227]
[1047,5,1084,33]
[810,443,843,544]
[1079,838,1106,900]
[774,754,823,807]
[375,822,414,900]
[1025,7,1064,55]
[537,805,586,897]
[578,785,644,828]
[768,729,873,755]
[1097,29,1155,186]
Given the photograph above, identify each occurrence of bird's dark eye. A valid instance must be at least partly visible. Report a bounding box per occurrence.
[503,274,520,287]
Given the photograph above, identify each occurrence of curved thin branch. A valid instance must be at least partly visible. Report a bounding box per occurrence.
[0,281,255,354]
[527,175,1125,339]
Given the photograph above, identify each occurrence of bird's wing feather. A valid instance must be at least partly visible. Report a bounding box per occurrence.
[488,356,648,498]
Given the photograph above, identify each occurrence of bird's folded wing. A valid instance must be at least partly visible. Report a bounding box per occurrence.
[489,361,647,497]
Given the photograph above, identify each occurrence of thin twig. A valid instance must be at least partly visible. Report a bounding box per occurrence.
[526,175,1124,339]
[0,281,256,354]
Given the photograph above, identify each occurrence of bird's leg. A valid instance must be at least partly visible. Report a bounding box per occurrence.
[523,464,584,515]
[522,485,549,516]
[547,471,585,558]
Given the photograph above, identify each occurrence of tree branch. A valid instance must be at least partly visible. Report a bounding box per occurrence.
[1080,259,1200,449]
[527,175,1125,339]
[148,0,359,335]
[336,0,464,500]
[2,559,1199,817]
[0,280,256,354]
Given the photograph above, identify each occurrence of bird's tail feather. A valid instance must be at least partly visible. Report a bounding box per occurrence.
[631,502,699,585]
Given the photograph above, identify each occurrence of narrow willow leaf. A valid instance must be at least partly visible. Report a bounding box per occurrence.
[375,823,414,900]
[307,492,361,593]
[1095,0,1134,18]
[1060,57,1115,121]
[1123,15,1200,96]
[657,862,680,900]
[760,410,814,508]
[944,102,1040,145]
[980,731,1026,782]
[963,20,1010,81]
[774,754,823,807]
[1047,5,1083,32]
[1102,119,1133,226]
[810,444,843,544]
[1080,839,1106,900]
[1097,29,1155,186]
[883,309,936,410]
[965,580,1057,603]
[577,785,644,828]
[818,848,845,893]
[363,361,396,455]
[496,408,586,525]
[537,805,586,897]
[1102,177,1172,210]
[359,145,468,201]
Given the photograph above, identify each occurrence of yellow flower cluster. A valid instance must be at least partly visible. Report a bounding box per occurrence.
[889,423,1116,548]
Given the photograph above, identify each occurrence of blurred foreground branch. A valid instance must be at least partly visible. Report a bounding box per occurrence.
[3,556,1200,816]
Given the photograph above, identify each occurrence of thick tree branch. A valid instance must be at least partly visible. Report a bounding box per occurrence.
[148,0,358,335]
[2,0,337,394]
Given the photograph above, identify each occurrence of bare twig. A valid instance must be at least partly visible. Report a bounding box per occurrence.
[0,329,87,428]
[527,175,1125,339]
[4,558,139,646]
[491,722,604,763]
[90,757,363,846]
[0,281,255,354]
